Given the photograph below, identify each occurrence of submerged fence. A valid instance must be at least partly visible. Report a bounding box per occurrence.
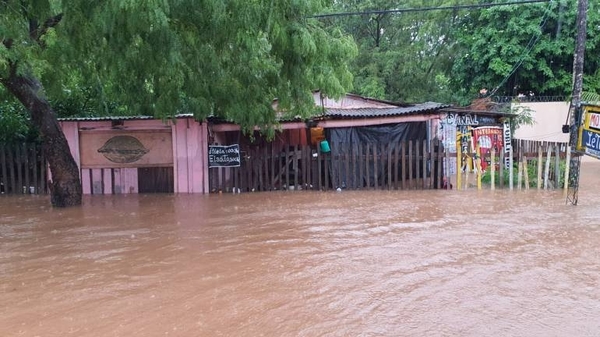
[209,140,446,193]
[209,139,571,193]
[0,143,47,195]
[0,140,571,195]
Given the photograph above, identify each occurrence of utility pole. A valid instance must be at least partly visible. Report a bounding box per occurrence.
[566,0,588,205]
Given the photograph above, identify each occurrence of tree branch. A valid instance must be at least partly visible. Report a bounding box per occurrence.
[30,13,63,44]
[2,38,13,49]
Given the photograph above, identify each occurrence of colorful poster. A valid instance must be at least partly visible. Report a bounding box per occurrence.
[472,126,503,171]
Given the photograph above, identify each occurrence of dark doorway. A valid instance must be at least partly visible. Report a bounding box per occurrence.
[138,167,174,193]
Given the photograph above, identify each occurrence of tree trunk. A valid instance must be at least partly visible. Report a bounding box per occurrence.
[1,70,82,207]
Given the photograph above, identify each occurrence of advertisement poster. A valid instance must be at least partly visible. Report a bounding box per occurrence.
[472,126,503,171]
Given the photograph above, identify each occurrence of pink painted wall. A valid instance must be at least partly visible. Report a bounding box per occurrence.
[60,117,209,195]
[173,119,209,193]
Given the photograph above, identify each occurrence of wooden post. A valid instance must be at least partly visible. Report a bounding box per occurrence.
[544,145,552,189]
[387,144,392,190]
[437,140,443,189]
[464,155,470,190]
[365,144,370,189]
[554,144,560,189]
[490,147,496,190]
[408,140,413,190]
[1,145,8,194]
[401,141,406,190]
[394,145,399,190]
[523,156,530,190]
[476,145,482,190]
[537,145,543,189]
[499,149,504,189]
[517,154,523,190]
[444,142,449,189]
[317,144,322,190]
[358,143,364,190]
[8,146,16,194]
[564,145,571,193]
[509,147,514,190]
[456,133,462,190]
[373,143,378,190]
[422,140,428,189]
[415,140,420,190]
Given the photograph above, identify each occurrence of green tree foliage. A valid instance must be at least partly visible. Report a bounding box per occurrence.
[0,100,33,143]
[1,0,356,130]
[326,0,600,105]
[0,1,357,206]
[451,0,600,101]
[327,0,479,103]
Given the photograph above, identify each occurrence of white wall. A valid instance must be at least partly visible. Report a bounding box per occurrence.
[513,101,570,142]
[513,101,597,162]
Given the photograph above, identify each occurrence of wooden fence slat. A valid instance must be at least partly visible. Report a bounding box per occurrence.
[324,148,330,191]
[408,140,413,190]
[23,143,30,193]
[544,145,552,190]
[357,143,363,190]
[387,143,392,190]
[523,156,530,190]
[351,143,357,189]
[40,146,46,194]
[554,144,560,189]
[1,145,8,194]
[415,140,420,190]
[16,144,23,194]
[364,144,370,189]
[422,140,427,189]
[564,146,571,193]
[537,145,543,190]
[394,145,399,190]
[436,140,442,189]
[31,146,38,194]
[401,141,407,190]
[8,146,16,194]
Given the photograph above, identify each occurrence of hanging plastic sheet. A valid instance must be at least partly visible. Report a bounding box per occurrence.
[326,122,427,189]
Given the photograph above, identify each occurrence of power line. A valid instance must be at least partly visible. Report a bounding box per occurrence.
[310,0,552,19]
[486,1,553,97]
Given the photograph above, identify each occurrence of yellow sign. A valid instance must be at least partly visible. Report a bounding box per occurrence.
[577,104,600,159]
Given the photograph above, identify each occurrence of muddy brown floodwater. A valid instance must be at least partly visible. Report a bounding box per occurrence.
[1,163,600,337]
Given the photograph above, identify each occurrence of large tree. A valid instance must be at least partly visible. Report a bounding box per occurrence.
[0,1,356,206]
[327,0,479,103]
[450,0,600,100]
[326,0,600,105]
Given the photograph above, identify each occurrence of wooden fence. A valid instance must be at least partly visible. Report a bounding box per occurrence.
[209,139,571,193]
[209,139,447,193]
[453,139,569,190]
[0,139,571,196]
[0,143,47,195]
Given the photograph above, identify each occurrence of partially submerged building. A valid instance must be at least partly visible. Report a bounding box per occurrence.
[58,93,510,194]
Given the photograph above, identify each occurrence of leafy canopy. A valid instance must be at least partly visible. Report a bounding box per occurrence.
[0,0,357,134]
[325,0,600,105]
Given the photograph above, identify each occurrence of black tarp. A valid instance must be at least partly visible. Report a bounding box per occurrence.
[325,122,427,189]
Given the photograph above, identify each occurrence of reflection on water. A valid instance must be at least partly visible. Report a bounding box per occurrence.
[1,163,599,336]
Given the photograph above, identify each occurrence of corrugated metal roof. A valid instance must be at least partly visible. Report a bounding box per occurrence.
[58,114,194,121]
[57,102,451,122]
[324,102,450,118]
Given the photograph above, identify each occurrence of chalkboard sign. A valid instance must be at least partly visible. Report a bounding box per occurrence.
[208,144,241,168]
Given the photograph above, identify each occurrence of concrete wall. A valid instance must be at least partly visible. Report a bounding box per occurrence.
[513,101,570,142]
[513,101,596,162]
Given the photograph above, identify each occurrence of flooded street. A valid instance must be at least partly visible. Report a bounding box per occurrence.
[1,163,600,337]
